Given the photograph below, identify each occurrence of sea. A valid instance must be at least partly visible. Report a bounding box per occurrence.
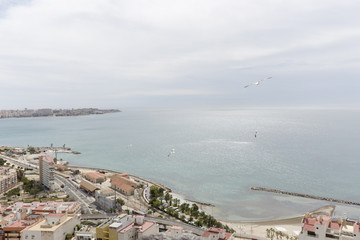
[1,107,360,222]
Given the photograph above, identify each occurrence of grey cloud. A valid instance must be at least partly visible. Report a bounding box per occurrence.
[0,0,359,108]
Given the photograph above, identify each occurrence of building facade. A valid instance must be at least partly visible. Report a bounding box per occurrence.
[95,190,116,211]
[201,228,234,240]
[39,155,55,190]
[299,214,360,240]
[96,214,158,240]
[21,213,80,240]
[85,172,106,183]
[0,167,17,194]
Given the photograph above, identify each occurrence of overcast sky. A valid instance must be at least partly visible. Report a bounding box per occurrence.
[0,0,360,109]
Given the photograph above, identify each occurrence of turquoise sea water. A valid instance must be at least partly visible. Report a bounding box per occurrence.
[1,108,360,221]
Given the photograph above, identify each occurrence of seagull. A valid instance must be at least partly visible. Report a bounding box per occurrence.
[254,131,258,138]
[244,77,272,88]
[127,144,132,148]
[168,148,175,157]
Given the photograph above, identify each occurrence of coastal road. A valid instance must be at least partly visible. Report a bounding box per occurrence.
[0,154,34,169]
[54,174,95,214]
[0,153,99,213]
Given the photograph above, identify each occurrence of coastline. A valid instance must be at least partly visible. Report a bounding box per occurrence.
[66,164,305,238]
[2,149,322,239]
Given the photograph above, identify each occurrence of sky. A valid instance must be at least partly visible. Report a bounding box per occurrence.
[0,0,360,109]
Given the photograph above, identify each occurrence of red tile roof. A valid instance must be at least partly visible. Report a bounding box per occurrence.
[111,179,135,192]
[138,221,155,233]
[303,224,315,232]
[354,222,360,232]
[86,172,106,179]
[202,228,232,240]
[329,221,341,230]
[41,155,54,164]
[224,233,233,240]
[119,222,135,233]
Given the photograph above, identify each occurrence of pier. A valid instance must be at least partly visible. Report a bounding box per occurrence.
[251,187,360,206]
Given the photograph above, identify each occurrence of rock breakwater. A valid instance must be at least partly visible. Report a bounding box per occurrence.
[251,187,360,206]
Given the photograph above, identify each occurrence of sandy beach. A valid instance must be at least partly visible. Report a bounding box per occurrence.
[223,216,303,239]
[222,205,335,238]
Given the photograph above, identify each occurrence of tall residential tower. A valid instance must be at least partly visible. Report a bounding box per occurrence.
[39,155,54,190]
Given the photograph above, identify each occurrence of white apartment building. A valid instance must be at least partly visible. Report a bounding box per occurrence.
[21,213,80,240]
[39,155,55,190]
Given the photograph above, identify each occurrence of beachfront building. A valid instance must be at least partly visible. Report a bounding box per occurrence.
[80,180,99,195]
[110,174,139,196]
[39,155,55,190]
[96,214,158,240]
[21,213,80,240]
[299,214,360,240]
[111,174,139,188]
[54,164,68,171]
[0,167,17,194]
[85,172,106,183]
[201,228,234,240]
[95,190,117,211]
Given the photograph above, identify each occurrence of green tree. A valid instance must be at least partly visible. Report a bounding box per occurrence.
[28,146,36,154]
[116,198,125,206]
[6,187,20,197]
[164,192,172,203]
[0,158,6,166]
[16,169,24,181]
[195,220,203,227]
[192,204,199,212]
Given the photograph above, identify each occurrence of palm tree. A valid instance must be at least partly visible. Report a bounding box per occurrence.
[266,229,271,238]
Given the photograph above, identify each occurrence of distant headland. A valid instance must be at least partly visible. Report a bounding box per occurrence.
[0,108,121,119]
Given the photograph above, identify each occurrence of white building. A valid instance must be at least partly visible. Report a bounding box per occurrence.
[95,189,116,211]
[39,155,55,190]
[21,213,80,240]
[299,214,360,240]
[201,227,234,240]
[75,231,95,240]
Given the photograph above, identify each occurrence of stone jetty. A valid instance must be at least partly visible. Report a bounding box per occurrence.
[251,187,360,206]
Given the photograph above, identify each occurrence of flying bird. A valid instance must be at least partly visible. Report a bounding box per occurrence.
[168,148,175,157]
[244,77,272,88]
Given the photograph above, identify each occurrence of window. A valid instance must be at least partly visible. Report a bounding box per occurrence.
[326,234,339,239]
[307,231,317,237]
